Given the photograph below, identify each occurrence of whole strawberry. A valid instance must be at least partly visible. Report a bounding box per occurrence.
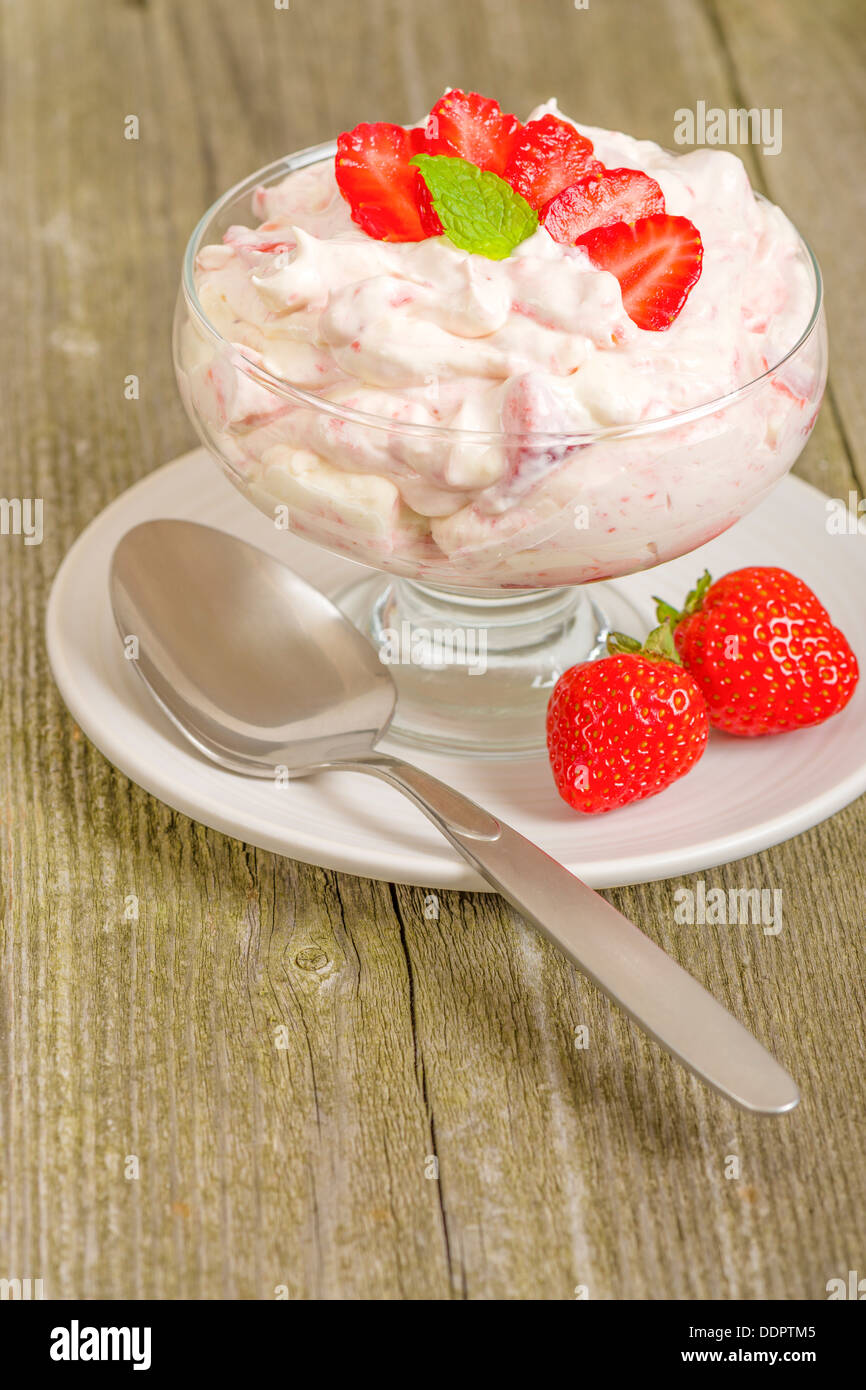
[656,567,859,736]
[546,626,709,814]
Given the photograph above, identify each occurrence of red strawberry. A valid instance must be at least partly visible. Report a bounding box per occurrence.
[546,627,709,814]
[425,89,522,176]
[413,166,446,236]
[575,213,702,330]
[656,568,859,736]
[336,122,437,241]
[503,114,602,210]
[542,167,665,244]
[407,125,444,234]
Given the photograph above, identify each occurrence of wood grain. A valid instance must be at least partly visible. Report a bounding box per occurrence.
[0,0,864,1300]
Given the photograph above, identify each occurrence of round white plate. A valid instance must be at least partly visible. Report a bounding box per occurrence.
[46,448,866,890]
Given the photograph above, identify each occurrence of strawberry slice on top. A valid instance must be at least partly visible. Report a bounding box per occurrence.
[576,213,703,331]
[336,122,438,241]
[503,114,602,210]
[425,89,523,176]
[412,136,447,236]
[542,167,665,244]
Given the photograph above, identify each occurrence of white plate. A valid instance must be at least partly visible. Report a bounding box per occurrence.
[46,448,866,890]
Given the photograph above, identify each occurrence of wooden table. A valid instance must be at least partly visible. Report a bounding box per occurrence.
[2,0,864,1300]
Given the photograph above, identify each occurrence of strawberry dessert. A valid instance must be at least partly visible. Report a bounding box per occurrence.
[178,90,825,588]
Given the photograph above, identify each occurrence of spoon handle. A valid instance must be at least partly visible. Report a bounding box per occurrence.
[342,754,799,1115]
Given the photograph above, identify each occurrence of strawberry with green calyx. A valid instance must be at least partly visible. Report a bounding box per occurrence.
[546,623,709,815]
[655,566,860,737]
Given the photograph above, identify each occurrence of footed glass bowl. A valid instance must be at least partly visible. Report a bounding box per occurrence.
[174,144,827,756]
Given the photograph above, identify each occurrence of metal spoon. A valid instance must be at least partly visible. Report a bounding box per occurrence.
[110,519,799,1114]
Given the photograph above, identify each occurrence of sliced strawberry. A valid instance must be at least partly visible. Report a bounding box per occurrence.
[425,89,522,176]
[415,175,445,236]
[575,213,703,331]
[336,122,432,241]
[542,167,665,244]
[503,114,602,210]
[407,125,444,235]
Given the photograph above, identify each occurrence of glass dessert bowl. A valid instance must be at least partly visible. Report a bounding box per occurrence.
[173,135,826,757]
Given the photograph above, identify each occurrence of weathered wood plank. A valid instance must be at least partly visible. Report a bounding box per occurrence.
[709,0,866,491]
[0,0,863,1302]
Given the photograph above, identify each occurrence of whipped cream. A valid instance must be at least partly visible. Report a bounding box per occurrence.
[179,102,824,586]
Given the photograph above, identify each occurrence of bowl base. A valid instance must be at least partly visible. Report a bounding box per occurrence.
[335,575,648,758]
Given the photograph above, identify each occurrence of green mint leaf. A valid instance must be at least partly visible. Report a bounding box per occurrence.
[411,153,538,260]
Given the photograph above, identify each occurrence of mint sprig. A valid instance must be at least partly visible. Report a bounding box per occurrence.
[411,153,538,261]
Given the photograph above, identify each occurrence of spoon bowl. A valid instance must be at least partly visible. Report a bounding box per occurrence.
[110,520,396,773]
